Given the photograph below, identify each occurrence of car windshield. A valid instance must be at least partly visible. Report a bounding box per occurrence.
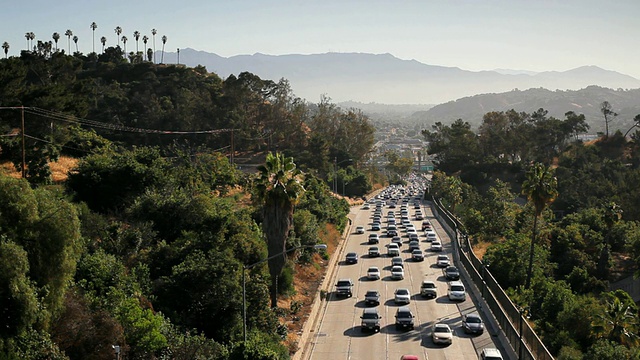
[362,312,378,319]
[451,285,465,291]
[466,316,482,323]
[422,283,435,288]
[396,289,409,295]
[368,267,378,272]
[365,291,378,296]
[337,281,351,286]
[347,253,356,257]
[446,267,458,273]
[434,325,450,333]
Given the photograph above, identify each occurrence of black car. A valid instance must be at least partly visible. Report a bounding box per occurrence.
[444,266,460,280]
[345,252,358,264]
[395,306,415,330]
[364,290,381,305]
[462,313,485,334]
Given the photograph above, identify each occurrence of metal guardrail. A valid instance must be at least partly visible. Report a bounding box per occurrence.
[430,196,554,360]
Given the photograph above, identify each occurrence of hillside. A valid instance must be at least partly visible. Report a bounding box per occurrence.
[410,86,640,132]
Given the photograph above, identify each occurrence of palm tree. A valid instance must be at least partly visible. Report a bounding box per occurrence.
[114,26,122,48]
[142,35,148,54]
[521,162,558,289]
[100,36,107,53]
[133,31,140,53]
[593,295,639,347]
[601,101,618,139]
[121,36,128,56]
[64,29,73,54]
[73,35,79,52]
[160,35,167,64]
[255,152,305,308]
[29,32,35,51]
[90,22,98,53]
[151,28,157,63]
[2,42,9,58]
[52,32,60,51]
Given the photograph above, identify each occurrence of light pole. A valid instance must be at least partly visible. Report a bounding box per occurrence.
[242,244,327,343]
[333,158,352,194]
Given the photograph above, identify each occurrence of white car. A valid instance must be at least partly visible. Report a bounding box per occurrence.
[425,231,437,242]
[367,266,381,280]
[448,281,466,301]
[391,265,405,280]
[432,323,453,345]
[394,288,411,304]
[431,241,443,252]
[388,243,400,257]
[436,254,450,267]
[355,226,365,234]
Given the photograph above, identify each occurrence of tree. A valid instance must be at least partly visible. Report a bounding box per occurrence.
[133,30,140,53]
[25,32,30,50]
[90,22,97,53]
[51,32,60,51]
[624,114,640,138]
[2,41,8,58]
[121,35,128,56]
[592,291,639,347]
[142,35,148,57]
[522,162,558,289]
[254,152,305,308]
[64,29,72,54]
[100,36,107,53]
[151,28,157,63]
[73,35,78,52]
[601,101,618,138]
[161,35,167,64]
[114,26,122,48]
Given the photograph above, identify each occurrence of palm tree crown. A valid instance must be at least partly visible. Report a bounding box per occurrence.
[64,29,73,54]
[90,22,97,53]
[115,26,122,47]
[52,32,60,51]
[2,42,9,58]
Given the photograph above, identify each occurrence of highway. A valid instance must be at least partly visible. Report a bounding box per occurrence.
[304,192,502,360]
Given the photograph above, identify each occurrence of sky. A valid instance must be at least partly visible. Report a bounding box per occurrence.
[2,0,640,78]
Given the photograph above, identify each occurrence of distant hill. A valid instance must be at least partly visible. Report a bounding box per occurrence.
[410,86,640,133]
[174,49,640,105]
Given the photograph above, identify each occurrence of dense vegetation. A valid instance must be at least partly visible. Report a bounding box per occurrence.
[0,48,377,359]
[426,110,640,359]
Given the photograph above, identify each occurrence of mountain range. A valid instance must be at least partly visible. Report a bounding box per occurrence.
[174,49,640,105]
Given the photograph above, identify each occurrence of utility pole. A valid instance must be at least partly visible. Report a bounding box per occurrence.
[21,106,26,179]
[333,157,337,193]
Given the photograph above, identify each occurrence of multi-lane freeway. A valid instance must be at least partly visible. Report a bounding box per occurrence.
[304,187,504,360]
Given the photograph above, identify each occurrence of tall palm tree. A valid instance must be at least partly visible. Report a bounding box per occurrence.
[114,26,122,48]
[2,42,9,58]
[255,152,305,308]
[142,35,148,55]
[521,162,558,289]
[100,36,107,53]
[52,32,60,51]
[160,35,167,64]
[64,29,73,54]
[90,22,98,53]
[73,35,78,52]
[121,36,128,56]
[151,28,157,63]
[28,32,35,51]
[25,32,30,50]
[133,31,140,53]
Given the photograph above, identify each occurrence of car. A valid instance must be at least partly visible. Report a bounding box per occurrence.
[479,347,504,360]
[394,288,411,304]
[368,233,380,244]
[366,266,381,280]
[448,281,466,301]
[408,232,419,242]
[395,306,415,330]
[462,313,485,334]
[436,254,450,267]
[432,323,453,345]
[431,241,443,251]
[425,231,437,242]
[414,203,421,209]
[421,221,432,231]
[388,243,400,257]
[387,227,398,237]
[402,219,412,227]
[391,236,403,247]
[415,212,424,220]
[364,289,381,305]
[368,246,380,257]
[420,280,437,298]
[335,278,354,297]
[362,204,370,210]
[388,218,396,225]
[444,266,460,280]
[411,249,424,261]
[406,224,416,232]
[355,226,365,234]
[345,252,358,264]
[409,240,420,251]
[391,256,404,268]
[371,222,381,231]
[391,265,405,280]
[360,308,381,332]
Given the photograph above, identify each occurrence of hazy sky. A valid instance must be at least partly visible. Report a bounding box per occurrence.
[2,0,639,77]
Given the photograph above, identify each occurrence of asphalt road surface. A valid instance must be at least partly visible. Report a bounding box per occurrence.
[305,197,502,360]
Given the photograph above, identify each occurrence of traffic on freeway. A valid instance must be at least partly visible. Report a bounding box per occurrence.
[304,179,505,360]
